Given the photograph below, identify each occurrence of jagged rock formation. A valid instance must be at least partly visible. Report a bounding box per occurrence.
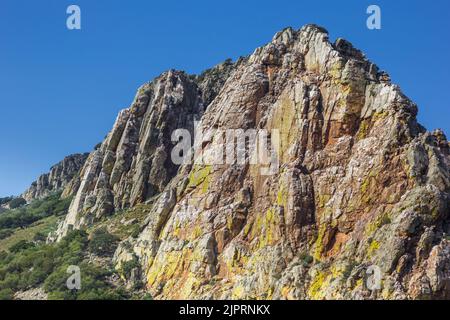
[57,25,450,300]
[57,64,236,237]
[22,153,88,202]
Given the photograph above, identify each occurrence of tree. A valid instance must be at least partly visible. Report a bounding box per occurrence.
[88,228,119,256]
[8,198,26,209]
[0,197,13,206]
[9,240,35,253]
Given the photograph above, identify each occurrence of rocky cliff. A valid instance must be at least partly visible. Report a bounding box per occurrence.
[22,153,88,202]
[56,25,450,300]
[56,60,238,237]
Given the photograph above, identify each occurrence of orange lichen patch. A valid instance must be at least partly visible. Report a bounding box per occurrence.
[215,229,228,254]
[267,65,279,87]
[325,116,360,146]
[280,286,292,299]
[326,232,349,257]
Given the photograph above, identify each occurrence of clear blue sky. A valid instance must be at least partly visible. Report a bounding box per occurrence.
[1,0,449,197]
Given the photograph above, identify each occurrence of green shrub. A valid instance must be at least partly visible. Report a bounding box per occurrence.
[0,193,72,230]
[33,232,47,242]
[299,251,314,267]
[130,225,141,239]
[8,198,26,209]
[0,197,13,206]
[0,229,13,240]
[0,223,131,300]
[88,228,119,256]
[9,240,35,253]
[120,255,140,278]
[0,288,13,300]
[0,230,87,296]
[45,262,129,300]
[142,293,153,300]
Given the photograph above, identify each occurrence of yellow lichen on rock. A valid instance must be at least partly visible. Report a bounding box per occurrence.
[313,224,327,261]
[357,119,371,140]
[188,165,212,194]
[249,207,281,249]
[268,93,299,163]
[367,240,380,258]
[307,271,327,300]
[276,181,289,209]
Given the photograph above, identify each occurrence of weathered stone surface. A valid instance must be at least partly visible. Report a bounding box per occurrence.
[56,65,236,239]
[22,153,88,202]
[60,25,450,299]
[13,287,48,300]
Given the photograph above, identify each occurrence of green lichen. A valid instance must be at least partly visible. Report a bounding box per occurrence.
[231,285,245,299]
[274,95,298,161]
[367,240,380,257]
[313,224,327,261]
[357,119,370,140]
[329,61,343,80]
[361,178,370,195]
[188,165,212,193]
[243,222,252,238]
[191,224,203,240]
[250,207,280,249]
[277,183,289,208]
[308,271,327,300]
[172,220,181,238]
[360,175,376,204]
[431,207,441,220]
[317,194,331,208]
[364,213,391,236]
[373,110,388,121]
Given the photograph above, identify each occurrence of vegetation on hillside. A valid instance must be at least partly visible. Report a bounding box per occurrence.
[8,197,26,209]
[0,193,146,300]
[0,193,70,230]
[0,230,131,300]
[0,197,14,206]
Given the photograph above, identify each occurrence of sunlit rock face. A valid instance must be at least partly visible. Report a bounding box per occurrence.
[56,64,236,239]
[58,25,450,300]
[22,153,88,202]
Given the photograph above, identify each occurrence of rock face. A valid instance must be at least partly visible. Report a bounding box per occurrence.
[57,25,450,300]
[57,65,236,238]
[13,288,48,300]
[22,153,88,202]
